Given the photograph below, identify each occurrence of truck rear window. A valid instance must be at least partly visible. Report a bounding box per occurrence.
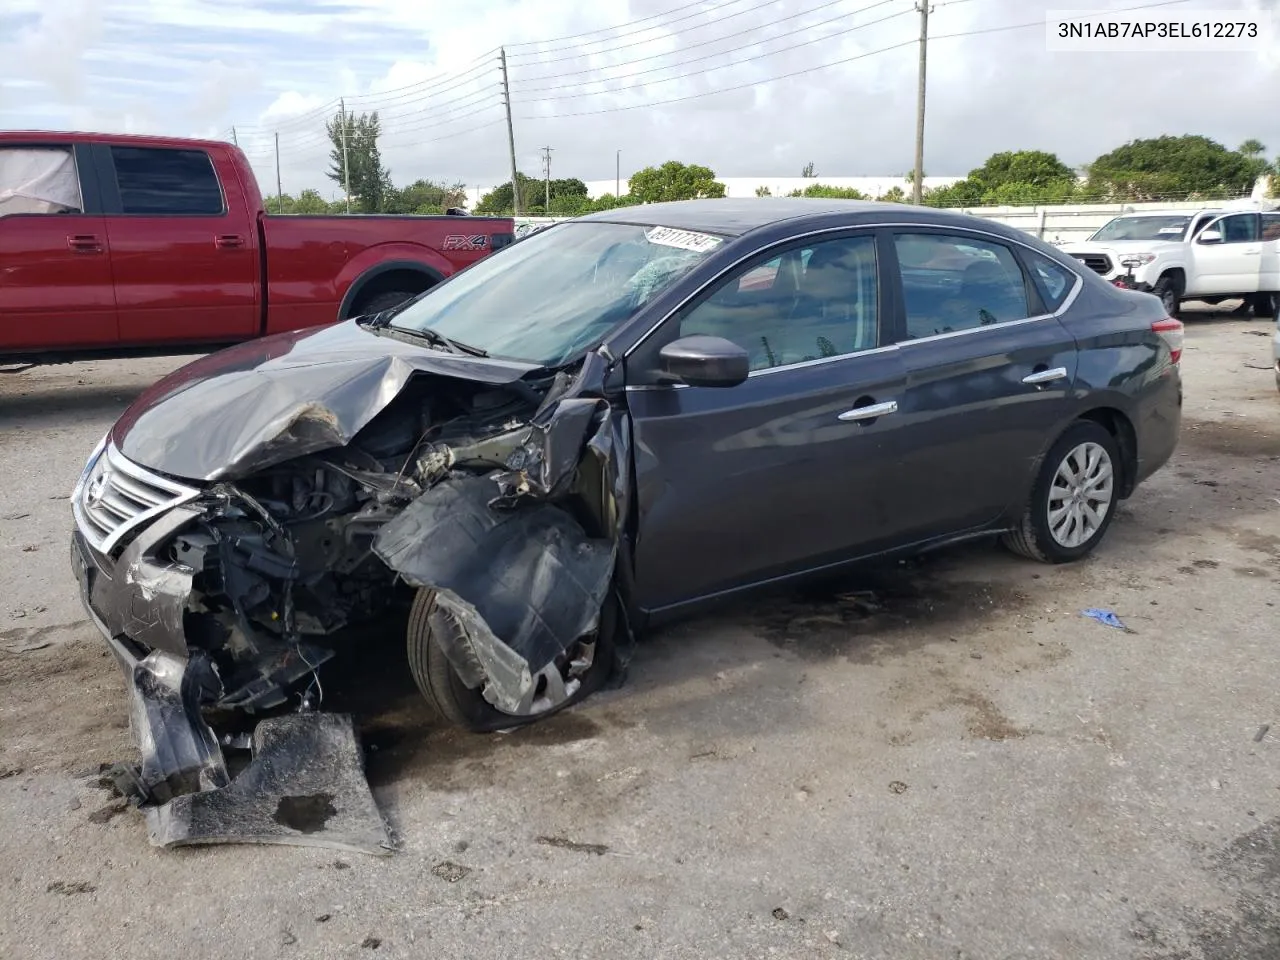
[110,147,224,216]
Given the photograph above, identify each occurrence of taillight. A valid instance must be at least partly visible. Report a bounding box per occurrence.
[1152,317,1183,364]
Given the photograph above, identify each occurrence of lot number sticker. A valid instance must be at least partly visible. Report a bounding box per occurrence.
[646,226,723,253]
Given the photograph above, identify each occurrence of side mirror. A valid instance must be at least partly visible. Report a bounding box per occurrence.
[1197,229,1223,244]
[658,335,749,388]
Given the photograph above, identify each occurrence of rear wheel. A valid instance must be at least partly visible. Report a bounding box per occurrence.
[406,587,616,733]
[1002,420,1121,564]
[1151,275,1182,318]
[1251,292,1278,319]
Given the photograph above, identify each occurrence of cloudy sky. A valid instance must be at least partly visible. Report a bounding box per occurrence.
[2,0,1276,200]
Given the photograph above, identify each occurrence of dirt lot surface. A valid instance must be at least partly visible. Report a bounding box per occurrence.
[1,312,1278,960]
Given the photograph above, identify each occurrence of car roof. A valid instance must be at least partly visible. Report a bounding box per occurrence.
[0,130,230,149]
[574,198,1042,239]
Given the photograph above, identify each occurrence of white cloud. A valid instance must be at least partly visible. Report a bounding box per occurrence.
[0,0,1273,199]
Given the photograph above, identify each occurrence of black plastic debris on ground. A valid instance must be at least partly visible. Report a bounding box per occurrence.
[144,712,392,856]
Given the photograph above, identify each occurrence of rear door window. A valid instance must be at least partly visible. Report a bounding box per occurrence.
[1260,213,1280,242]
[893,233,1031,340]
[110,147,225,215]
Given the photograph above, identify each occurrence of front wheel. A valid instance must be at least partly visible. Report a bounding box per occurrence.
[1251,292,1278,320]
[1151,275,1181,318]
[1002,421,1121,564]
[406,588,616,733]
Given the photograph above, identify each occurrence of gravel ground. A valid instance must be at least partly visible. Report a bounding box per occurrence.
[1,310,1277,960]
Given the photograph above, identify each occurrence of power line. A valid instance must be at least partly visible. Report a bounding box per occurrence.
[235,52,500,135]
[246,91,507,150]
[516,0,1200,121]
[510,0,847,66]
[516,0,898,88]
[514,2,909,98]
[505,0,753,53]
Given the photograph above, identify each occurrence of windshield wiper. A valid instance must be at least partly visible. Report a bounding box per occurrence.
[380,323,488,357]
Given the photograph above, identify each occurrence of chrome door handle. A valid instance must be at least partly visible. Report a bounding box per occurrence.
[1022,367,1068,385]
[838,400,897,422]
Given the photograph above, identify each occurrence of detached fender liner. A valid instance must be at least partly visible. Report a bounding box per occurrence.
[373,475,617,714]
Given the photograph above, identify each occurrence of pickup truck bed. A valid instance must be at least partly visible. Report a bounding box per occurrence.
[0,131,513,364]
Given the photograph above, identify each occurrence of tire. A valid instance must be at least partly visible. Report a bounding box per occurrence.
[1252,292,1278,320]
[356,290,417,318]
[406,587,616,733]
[1151,275,1182,318]
[1001,420,1122,564]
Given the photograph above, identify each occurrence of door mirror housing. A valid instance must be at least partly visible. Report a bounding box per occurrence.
[1197,229,1223,244]
[658,335,750,387]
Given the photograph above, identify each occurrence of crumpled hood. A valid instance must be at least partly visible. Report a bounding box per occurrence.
[111,320,541,482]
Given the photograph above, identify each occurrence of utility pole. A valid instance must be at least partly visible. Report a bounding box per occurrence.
[616,149,621,197]
[541,145,553,210]
[230,126,238,146]
[339,97,351,214]
[274,131,283,211]
[913,1,931,205]
[500,47,521,216]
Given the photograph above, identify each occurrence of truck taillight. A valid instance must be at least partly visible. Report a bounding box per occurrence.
[1152,317,1183,364]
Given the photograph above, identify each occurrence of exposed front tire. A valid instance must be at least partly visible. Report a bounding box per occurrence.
[1002,420,1121,564]
[406,587,616,733]
[1251,292,1278,319]
[1151,275,1182,318]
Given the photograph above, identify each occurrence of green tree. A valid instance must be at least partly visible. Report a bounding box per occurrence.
[969,150,1076,190]
[801,161,816,178]
[628,161,726,203]
[325,109,392,212]
[264,190,344,215]
[755,185,772,197]
[294,188,335,213]
[925,150,1078,207]
[786,183,867,199]
[876,185,907,203]
[1086,135,1263,200]
[384,179,467,214]
[475,173,589,215]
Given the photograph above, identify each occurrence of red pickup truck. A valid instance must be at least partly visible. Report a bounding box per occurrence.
[0,131,514,364]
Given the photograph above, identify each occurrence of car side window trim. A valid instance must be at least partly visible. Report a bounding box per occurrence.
[621,221,1083,370]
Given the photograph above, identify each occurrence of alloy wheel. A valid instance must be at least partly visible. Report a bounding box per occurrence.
[1047,441,1115,549]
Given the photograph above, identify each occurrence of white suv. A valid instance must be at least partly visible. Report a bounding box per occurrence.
[1061,208,1280,320]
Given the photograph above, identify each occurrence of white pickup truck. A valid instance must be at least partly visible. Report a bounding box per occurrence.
[1060,206,1280,319]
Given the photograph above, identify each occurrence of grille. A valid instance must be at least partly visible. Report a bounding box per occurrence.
[1070,253,1112,275]
[72,442,200,555]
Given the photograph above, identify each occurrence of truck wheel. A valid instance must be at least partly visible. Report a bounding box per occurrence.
[357,290,417,317]
[1251,293,1278,319]
[1151,276,1182,318]
[405,587,616,733]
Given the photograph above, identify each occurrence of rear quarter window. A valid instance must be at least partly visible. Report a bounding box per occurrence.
[1023,250,1077,312]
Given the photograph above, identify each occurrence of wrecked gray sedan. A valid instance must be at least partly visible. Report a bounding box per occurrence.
[70,199,1181,850]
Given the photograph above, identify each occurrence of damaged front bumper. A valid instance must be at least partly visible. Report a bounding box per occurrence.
[70,517,392,855]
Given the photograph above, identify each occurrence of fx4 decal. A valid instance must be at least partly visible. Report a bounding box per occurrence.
[442,235,491,251]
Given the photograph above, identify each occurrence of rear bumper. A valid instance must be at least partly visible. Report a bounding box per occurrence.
[1133,367,1183,489]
